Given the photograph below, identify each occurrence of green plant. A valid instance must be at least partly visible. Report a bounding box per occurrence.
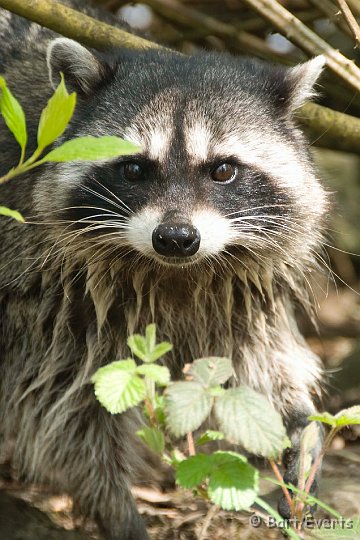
[92,324,360,539]
[0,74,139,220]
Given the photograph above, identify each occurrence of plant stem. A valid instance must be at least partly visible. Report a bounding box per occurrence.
[304,427,338,495]
[187,432,196,456]
[269,459,294,515]
[197,504,219,540]
[263,476,342,519]
[255,497,302,540]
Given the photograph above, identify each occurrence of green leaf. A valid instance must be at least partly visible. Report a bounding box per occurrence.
[137,427,165,455]
[37,73,76,152]
[136,364,170,386]
[208,451,259,511]
[41,136,140,163]
[154,394,166,426]
[308,412,337,427]
[91,359,145,414]
[334,405,360,427]
[149,342,173,362]
[165,381,213,437]
[0,76,27,155]
[310,407,360,429]
[189,357,233,387]
[308,517,360,539]
[127,334,147,361]
[214,386,287,458]
[176,454,214,489]
[145,323,156,353]
[0,206,24,222]
[196,430,225,447]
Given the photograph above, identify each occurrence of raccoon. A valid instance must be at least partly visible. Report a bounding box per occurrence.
[0,4,328,539]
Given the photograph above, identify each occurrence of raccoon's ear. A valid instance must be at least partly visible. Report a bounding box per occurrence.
[47,38,112,94]
[285,55,326,111]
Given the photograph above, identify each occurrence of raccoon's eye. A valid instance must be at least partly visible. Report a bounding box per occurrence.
[211,163,237,183]
[122,162,144,181]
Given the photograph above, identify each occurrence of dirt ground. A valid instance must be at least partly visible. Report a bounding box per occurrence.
[0,283,359,540]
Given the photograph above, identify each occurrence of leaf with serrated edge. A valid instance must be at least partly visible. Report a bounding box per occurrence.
[37,74,76,152]
[127,334,147,361]
[308,412,337,426]
[149,342,173,362]
[165,381,213,437]
[189,357,234,387]
[42,136,140,163]
[214,386,286,458]
[196,430,225,447]
[0,206,24,222]
[334,405,360,427]
[136,364,170,386]
[176,454,214,489]
[0,76,27,153]
[137,427,165,455]
[91,359,145,414]
[208,451,259,511]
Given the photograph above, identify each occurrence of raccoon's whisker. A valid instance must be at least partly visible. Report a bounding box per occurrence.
[89,178,134,216]
[82,184,133,216]
[42,228,129,269]
[223,204,290,218]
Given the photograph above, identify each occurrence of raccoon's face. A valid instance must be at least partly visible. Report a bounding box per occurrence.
[39,39,327,269]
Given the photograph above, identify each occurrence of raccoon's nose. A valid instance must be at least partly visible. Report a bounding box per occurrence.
[152,223,201,257]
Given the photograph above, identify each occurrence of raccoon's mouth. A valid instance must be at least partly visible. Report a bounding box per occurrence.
[151,254,202,267]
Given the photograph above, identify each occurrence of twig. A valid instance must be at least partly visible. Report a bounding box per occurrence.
[197,504,219,540]
[269,459,295,515]
[142,0,294,62]
[0,0,160,50]
[0,0,359,153]
[187,432,196,456]
[336,0,360,48]
[240,0,360,94]
[307,0,353,38]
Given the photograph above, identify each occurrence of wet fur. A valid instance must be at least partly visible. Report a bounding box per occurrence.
[0,2,327,538]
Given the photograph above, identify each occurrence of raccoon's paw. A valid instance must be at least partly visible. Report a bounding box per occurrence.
[96,508,150,540]
[278,447,319,519]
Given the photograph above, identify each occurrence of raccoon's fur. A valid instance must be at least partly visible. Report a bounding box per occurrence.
[0,3,328,539]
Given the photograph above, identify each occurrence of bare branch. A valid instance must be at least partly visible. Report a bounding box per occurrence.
[298,102,360,154]
[0,0,359,153]
[335,0,360,48]
[308,0,353,38]
[240,0,360,94]
[0,0,160,50]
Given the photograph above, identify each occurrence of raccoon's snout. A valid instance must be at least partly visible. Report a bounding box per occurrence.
[152,223,201,257]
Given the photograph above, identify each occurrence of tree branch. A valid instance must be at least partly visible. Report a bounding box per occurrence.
[335,0,360,48]
[240,0,360,94]
[0,0,160,50]
[298,102,360,154]
[0,0,359,153]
